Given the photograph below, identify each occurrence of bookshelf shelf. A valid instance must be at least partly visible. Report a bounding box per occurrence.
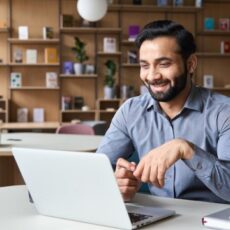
[10,87,60,90]
[197,31,230,36]
[61,109,97,113]
[0,28,9,33]
[122,63,140,67]
[118,5,201,13]
[97,52,122,56]
[60,27,121,34]
[8,38,60,44]
[60,74,97,79]
[8,63,60,67]
[196,53,230,58]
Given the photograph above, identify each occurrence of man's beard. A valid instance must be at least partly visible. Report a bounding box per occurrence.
[145,70,188,102]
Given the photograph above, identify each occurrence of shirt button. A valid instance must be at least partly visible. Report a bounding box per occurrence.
[197,162,202,170]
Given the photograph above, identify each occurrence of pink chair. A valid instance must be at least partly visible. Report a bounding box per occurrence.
[56,124,95,135]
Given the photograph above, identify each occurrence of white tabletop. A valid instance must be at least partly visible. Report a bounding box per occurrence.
[0,185,228,230]
[0,133,103,153]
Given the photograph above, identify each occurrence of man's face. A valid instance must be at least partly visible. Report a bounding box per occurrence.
[139,37,188,102]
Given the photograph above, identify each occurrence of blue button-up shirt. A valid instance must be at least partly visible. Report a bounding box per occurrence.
[97,85,230,203]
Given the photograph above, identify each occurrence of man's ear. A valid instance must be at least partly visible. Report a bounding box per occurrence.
[187,54,197,75]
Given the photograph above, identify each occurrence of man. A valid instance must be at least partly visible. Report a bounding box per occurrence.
[96,20,230,204]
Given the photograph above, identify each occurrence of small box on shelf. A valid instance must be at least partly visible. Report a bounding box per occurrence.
[18,26,29,40]
[33,108,45,122]
[203,75,214,89]
[60,14,74,28]
[17,108,28,122]
[128,25,140,42]
[219,18,230,31]
[157,0,168,7]
[43,26,54,39]
[204,18,215,30]
[173,0,183,7]
[10,72,22,88]
[132,0,142,5]
[73,96,84,109]
[14,49,23,63]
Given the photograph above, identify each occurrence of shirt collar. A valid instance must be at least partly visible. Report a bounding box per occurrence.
[146,83,203,113]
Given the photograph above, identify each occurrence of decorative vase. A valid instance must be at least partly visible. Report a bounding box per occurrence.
[74,63,84,75]
[104,86,114,99]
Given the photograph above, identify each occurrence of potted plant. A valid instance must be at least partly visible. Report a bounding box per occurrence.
[71,36,89,75]
[104,59,116,99]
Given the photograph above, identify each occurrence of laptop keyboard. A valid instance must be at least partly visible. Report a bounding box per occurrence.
[128,212,153,223]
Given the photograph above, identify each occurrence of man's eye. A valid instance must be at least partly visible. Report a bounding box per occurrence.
[140,65,149,69]
[160,62,170,67]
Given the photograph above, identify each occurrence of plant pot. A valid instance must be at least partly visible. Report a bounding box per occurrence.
[104,86,115,99]
[74,63,84,75]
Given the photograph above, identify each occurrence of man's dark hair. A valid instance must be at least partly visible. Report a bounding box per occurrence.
[135,20,196,61]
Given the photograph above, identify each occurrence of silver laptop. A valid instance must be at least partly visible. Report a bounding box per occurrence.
[12,147,175,230]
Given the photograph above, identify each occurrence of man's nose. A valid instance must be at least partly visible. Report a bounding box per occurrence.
[146,68,161,82]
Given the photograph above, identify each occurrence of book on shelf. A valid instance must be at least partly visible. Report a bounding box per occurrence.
[43,26,54,39]
[128,25,140,42]
[60,14,74,28]
[17,108,28,122]
[157,0,168,7]
[220,41,230,54]
[18,26,29,40]
[61,96,72,110]
[10,72,22,88]
[219,18,230,31]
[46,72,58,88]
[26,49,37,64]
[204,18,215,30]
[33,108,45,122]
[173,0,183,6]
[103,37,116,53]
[127,50,138,64]
[44,48,58,64]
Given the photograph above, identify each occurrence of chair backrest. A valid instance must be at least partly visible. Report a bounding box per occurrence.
[81,120,107,135]
[56,124,95,135]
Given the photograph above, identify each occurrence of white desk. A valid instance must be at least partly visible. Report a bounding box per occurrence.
[0,185,229,230]
[0,133,103,186]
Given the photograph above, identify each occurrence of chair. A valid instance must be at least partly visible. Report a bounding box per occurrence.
[56,124,95,135]
[81,120,107,135]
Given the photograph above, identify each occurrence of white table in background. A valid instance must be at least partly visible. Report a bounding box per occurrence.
[0,133,103,186]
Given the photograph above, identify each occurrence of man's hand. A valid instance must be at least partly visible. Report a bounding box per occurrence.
[133,139,194,188]
[115,158,141,201]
